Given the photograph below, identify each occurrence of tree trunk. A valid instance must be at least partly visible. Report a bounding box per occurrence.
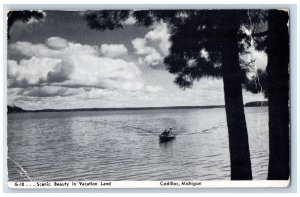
[267,10,290,180]
[221,11,252,180]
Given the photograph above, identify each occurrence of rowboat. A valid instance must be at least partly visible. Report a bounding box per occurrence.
[159,133,176,142]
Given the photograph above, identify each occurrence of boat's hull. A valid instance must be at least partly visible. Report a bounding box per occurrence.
[159,134,176,142]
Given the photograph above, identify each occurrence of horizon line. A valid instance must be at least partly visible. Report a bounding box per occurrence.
[8,101,268,113]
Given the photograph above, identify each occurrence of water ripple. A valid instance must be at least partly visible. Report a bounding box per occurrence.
[8,107,269,181]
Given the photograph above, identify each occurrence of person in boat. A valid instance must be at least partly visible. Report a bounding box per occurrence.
[168,127,173,135]
[162,129,168,135]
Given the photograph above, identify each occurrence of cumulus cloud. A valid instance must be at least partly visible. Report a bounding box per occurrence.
[46,37,70,49]
[8,37,142,92]
[143,52,162,67]
[10,39,98,58]
[132,38,156,55]
[132,22,171,69]
[144,23,170,56]
[100,44,128,58]
[8,58,61,87]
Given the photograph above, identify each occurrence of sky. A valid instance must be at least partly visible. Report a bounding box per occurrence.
[7,11,267,110]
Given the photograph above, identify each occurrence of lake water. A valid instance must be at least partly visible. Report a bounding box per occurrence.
[7,107,269,181]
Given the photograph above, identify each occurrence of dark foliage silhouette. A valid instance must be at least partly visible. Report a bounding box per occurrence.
[7,10,44,40]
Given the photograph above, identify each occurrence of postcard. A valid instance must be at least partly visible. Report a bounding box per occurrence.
[6,9,290,188]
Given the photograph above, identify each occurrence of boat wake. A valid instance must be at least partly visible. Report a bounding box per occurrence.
[120,125,157,136]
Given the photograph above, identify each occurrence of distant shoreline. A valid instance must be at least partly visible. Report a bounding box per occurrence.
[7,101,268,114]
[8,105,225,113]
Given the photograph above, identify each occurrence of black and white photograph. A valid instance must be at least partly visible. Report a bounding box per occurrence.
[6,9,290,187]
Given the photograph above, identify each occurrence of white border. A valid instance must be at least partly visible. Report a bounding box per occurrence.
[7,181,290,189]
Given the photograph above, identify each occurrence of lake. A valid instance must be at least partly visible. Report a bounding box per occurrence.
[7,107,269,181]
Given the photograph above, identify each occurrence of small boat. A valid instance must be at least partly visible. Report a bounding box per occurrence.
[159,133,176,142]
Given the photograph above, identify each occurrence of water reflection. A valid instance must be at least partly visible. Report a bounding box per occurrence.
[159,138,176,148]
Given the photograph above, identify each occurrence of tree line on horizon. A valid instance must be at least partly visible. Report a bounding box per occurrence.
[7,100,267,113]
[7,9,290,180]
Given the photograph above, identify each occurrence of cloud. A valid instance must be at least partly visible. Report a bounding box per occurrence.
[123,16,136,25]
[145,85,163,93]
[143,52,163,67]
[8,37,143,92]
[100,44,128,58]
[241,49,268,80]
[144,22,170,56]
[253,50,268,71]
[46,37,69,49]
[26,10,47,24]
[10,39,98,58]
[8,57,61,87]
[132,22,171,69]
[24,86,85,97]
[27,17,40,24]
[132,38,156,55]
